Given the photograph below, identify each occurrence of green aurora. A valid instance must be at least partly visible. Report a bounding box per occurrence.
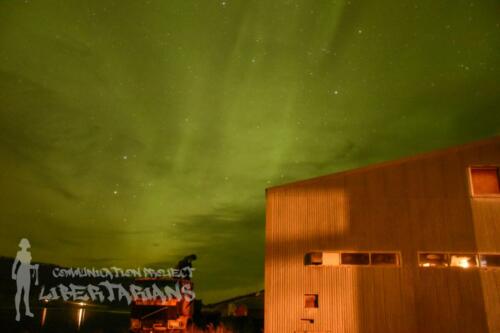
[0,0,499,301]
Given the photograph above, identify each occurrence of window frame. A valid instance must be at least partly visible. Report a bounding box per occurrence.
[304,294,319,308]
[370,251,402,267]
[322,251,341,266]
[418,252,500,270]
[340,251,371,266]
[468,166,500,198]
[418,252,449,268]
[448,252,479,269]
[305,250,401,267]
[304,252,323,266]
[478,253,500,269]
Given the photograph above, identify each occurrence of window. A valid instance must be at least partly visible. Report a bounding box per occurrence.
[419,253,448,267]
[479,254,500,268]
[304,252,340,266]
[322,252,340,266]
[419,252,500,269]
[371,252,400,266]
[470,167,500,196]
[304,252,323,266]
[305,251,400,267]
[304,294,318,308]
[449,253,478,269]
[341,252,370,266]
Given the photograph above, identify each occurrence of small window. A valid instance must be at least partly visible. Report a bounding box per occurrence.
[322,252,340,266]
[479,254,500,268]
[304,294,318,308]
[371,252,400,266]
[419,253,448,267]
[449,254,478,269]
[470,167,500,196]
[341,252,370,265]
[304,252,322,266]
[305,252,340,266]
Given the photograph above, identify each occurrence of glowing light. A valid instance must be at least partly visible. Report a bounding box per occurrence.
[130,319,141,329]
[459,258,470,269]
[77,308,85,330]
[41,307,47,327]
[450,254,476,268]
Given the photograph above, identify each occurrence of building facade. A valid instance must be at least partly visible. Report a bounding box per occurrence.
[265,136,500,333]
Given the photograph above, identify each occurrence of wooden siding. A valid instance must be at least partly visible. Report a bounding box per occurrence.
[265,136,500,333]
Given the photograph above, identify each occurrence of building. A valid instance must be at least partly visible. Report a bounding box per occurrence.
[199,290,264,331]
[205,290,264,319]
[265,136,500,333]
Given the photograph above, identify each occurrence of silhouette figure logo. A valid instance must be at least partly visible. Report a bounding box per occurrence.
[11,238,39,322]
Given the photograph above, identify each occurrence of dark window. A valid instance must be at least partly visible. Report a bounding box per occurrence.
[304,294,318,308]
[419,253,448,267]
[304,252,323,266]
[341,252,370,265]
[371,253,400,266]
[470,167,500,195]
[479,254,500,268]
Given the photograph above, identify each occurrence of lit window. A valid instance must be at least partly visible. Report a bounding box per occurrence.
[305,252,340,266]
[371,252,400,266]
[479,254,500,268]
[304,294,318,308]
[419,253,448,267]
[322,252,340,266]
[470,167,500,196]
[341,252,370,265]
[449,254,478,269]
[304,252,322,266]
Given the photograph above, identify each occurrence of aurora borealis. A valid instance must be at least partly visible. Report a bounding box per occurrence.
[0,0,499,302]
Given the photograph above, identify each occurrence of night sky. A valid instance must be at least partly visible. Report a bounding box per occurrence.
[1,0,499,302]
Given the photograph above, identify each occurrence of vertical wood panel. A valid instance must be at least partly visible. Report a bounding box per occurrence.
[265,136,500,333]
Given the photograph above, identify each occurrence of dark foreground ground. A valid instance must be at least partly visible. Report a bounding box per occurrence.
[0,258,263,332]
[0,306,129,333]
[0,306,264,333]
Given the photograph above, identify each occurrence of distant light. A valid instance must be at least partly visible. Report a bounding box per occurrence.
[77,308,85,329]
[41,308,47,327]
